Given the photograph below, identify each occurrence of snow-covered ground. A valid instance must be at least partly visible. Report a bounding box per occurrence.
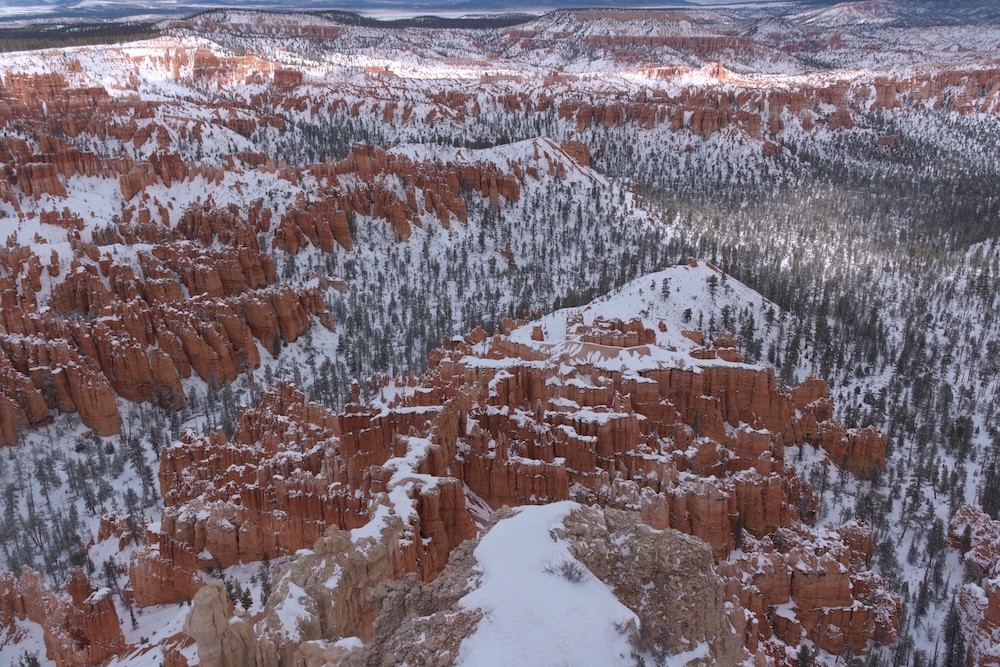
[0,3,998,663]
[457,502,646,667]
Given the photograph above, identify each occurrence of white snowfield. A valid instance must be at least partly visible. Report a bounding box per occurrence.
[457,501,710,667]
[457,502,639,667]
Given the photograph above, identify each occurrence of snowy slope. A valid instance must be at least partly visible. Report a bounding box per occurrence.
[0,4,997,665]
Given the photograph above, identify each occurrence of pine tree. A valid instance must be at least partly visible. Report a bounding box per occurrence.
[941,601,966,667]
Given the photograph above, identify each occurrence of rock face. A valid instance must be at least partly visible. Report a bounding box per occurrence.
[0,56,592,450]
[183,581,259,667]
[949,505,1000,667]
[182,515,482,667]
[337,544,485,667]
[558,506,745,665]
[126,549,204,608]
[273,141,541,252]
[718,521,899,655]
[153,302,895,665]
[145,381,475,580]
[256,510,424,667]
[0,195,333,446]
[256,505,741,667]
[0,568,126,667]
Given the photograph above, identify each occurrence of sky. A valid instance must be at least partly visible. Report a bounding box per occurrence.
[0,0,770,23]
[0,0,970,25]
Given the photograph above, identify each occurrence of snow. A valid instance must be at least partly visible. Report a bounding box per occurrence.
[117,602,190,649]
[482,261,778,379]
[272,581,310,642]
[0,620,54,667]
[335,635,364,649]
[457,502,718,666]
[457,502,637,667]
[0,4,995,664]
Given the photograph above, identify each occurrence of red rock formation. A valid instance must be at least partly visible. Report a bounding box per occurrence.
[266,139,568,253]
[0,568,126,667]
[274,199,353,253]
[0,196,331,439]
[126,549,204,608]
[2,34,969,664]
[143,308,895,659]
[0,330,121,436]
[720,522,898,655]
[560,140,591,167]
[950,505,1000,666]
[149,243,274,297]
[133,381,475,610]
[273,68,303,90]
[546,63,1000,147]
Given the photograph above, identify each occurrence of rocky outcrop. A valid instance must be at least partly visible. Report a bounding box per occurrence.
[126,549,204,608]
[172,391,479,664]
[242,504,742,667]
[147,382,474,581]
[183,580,259,667]
[336,543,485,667]
[718,522,898,655]
[129,381,469,622]
[436,322,883,565]
[119,152,227,202]
[0,204,332,442]
[950,505,1000,667]
[274,199,354,253]
[0,331,121,437]
[151,306,894,663]
[273,68,303,90]
[310,504,742,667]
[253,509,422,666]
[560,140,591,167]
[272,143,533,252]
[149,243,274,298]
[559,506,744,665]
[0,568,126,667]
